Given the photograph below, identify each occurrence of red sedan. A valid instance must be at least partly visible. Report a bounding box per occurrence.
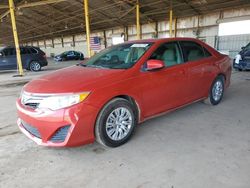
[16,38,231,147]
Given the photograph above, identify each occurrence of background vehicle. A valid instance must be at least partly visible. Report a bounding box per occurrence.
[54,51,84,61]
[17,38,231,148]
[233,42,250,71]
[0,46,48,72]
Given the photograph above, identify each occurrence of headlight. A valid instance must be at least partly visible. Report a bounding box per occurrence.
[38,92,90,110]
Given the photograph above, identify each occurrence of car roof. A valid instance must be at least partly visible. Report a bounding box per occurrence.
[126,37,201,43]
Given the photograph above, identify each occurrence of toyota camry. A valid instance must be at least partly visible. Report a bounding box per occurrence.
[17,38,231,147]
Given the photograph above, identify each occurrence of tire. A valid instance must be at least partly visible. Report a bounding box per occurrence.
[204,76,225,105]
[29,61,41,72]
[95,98,136,147]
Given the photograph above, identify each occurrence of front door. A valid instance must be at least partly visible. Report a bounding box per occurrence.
[140,42,189,117]
[4,48,17,70]
[0,48,17,70]
[67,51,75,60]
[0,51,8,70]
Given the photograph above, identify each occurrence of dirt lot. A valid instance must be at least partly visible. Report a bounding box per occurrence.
[0,60,250,188]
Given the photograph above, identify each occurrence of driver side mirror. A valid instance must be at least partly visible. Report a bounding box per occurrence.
[145,59,165,71]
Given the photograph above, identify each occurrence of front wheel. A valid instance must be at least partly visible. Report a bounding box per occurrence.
[95,98,136,147]
[29,61,41,72]
[204,76,225,105]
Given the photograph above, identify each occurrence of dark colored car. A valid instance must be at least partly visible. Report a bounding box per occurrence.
[54,51,84,61]
[0,46,48,72]
[17,38,231,148]
[233,42,250,71]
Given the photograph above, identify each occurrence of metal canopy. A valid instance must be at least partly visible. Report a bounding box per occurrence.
[0,0,250,44]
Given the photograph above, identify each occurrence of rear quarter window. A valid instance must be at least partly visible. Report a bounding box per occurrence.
[203,47,212,57]
[180,41,209,62]
[29,48,38,54]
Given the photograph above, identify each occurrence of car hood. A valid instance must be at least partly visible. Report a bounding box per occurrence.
[23,66,126,94]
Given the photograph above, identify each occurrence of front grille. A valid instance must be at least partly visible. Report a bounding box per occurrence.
[50,126,70,143]
[21,120,41,139]
[24,103,39,109]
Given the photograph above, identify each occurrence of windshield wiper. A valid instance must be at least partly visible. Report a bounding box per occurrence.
[78,63,109,69]
[84,65,110,69]
[78,63,87,67]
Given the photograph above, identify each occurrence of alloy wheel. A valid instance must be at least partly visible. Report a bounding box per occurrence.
[105,107,132,141]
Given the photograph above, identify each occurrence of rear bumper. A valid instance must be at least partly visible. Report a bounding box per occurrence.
[40,59,48,67]
[16,99,98,147]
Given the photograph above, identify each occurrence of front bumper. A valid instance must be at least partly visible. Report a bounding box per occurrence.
[16,99,98,147]
[233,59,250,70]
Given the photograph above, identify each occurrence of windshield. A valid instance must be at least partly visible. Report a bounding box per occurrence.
[83,42,153,69]
[245,43,250,50]
[61,51,69,55]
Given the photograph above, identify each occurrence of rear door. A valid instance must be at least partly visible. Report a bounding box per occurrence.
[141,42,190,117]
[179,41,215,101]
[20,47,31,68]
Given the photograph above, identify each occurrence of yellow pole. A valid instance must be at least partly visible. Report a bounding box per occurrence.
[174,18,177,37]
[169,9,173,37]
[84,0,91,58]
[136,0,141,40]
[9,0,23,76]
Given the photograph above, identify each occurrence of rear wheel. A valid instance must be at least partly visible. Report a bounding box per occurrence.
[29,61,41,72]
[204,76,224,105]
[95,98,136,147]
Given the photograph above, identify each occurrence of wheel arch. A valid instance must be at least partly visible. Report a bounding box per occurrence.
[94,94,142,127]
[217,73,226,82]
[109,95,141,124]
[94,95,139,147]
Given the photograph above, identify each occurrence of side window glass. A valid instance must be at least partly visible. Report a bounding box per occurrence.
[180,41,205,62]
[20,48,28,55]
[245,43,250,50]
[150,42,183,67]
[30,48,38,54]
[25,48,31,54]
[2,49,10,56]
[9,48,16,56]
